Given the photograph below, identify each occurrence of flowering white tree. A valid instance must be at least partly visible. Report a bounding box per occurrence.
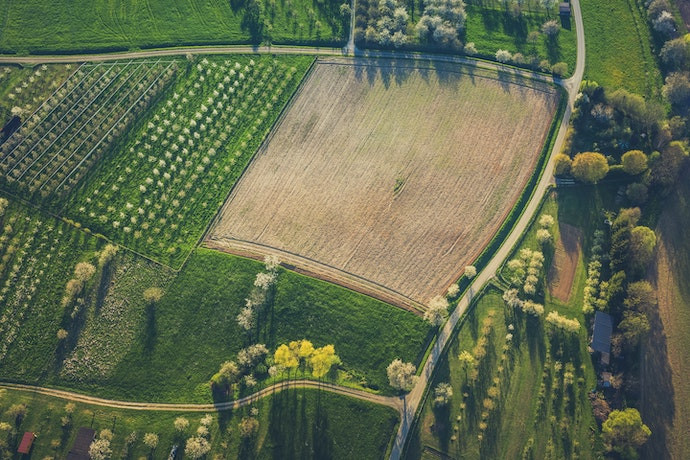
[424,295,449,326]
[387,359,418,392]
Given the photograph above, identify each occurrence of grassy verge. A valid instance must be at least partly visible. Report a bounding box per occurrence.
[0,0,346,54]
[0,387,398,459]
[580,0,662,96]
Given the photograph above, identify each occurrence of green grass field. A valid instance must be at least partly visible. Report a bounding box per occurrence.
[0,387,399,459]
[405,189,608,459]
[464,6,577,73]
[63,55,313,268]
[580,0,662,96]
[1,243,430,402]
[0,0,346,54]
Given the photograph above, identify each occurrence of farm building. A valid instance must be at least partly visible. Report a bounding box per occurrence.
[17,432,35,454]
[590,311,613,365]
[560,2,571,16]
[66,427,95,460]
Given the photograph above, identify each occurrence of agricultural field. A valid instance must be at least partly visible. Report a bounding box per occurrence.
[0,0,347,53]
[641,171,690,460]
[0,246,430,402]
[0,64,72,131]
[580,0,661,96]
[0,387,399,459]
[209,59,560,308]
[0,60,177,199]
[406,190,604,459]
[65,55,313,268]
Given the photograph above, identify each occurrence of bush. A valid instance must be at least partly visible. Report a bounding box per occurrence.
[554,153,572,176]
[621,150,648,175]
[571,152,609,183]
[551,62,568,77]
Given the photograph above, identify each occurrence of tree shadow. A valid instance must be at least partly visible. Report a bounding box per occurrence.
[143,303,156,352]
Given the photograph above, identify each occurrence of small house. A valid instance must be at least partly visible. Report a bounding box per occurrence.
[590,311,613,365]
[67,427,96,460]
[559,2,571,16]
[17,432,35,455]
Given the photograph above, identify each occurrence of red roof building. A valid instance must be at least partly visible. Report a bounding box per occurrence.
[18,432,35,454]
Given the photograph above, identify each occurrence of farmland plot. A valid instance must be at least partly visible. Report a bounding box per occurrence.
[0,196,99,372]
[0,61,177,198]
[66,56,313,267]
[209,60,560,309]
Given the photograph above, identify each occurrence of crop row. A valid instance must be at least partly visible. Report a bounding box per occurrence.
[66,56,313,267]
[0,61,177,198]
[0,199,68,361]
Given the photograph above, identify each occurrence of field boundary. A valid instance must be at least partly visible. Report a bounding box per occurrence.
[205,238,426,314]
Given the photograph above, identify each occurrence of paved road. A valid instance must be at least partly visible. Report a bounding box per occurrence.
[388,0,586,458]
[0,380,402,412]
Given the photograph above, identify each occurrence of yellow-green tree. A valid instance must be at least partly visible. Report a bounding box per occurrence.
[621,150,648,175]
[310,345,341,379]
[571,152,609,183]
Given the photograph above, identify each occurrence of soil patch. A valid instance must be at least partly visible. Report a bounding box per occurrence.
[208,59,559,308]
[548,222,582,302]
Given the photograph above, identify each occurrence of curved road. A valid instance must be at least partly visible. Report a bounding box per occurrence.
[0,380,401,412]
[0,1,585,456]
[388,0,585,457]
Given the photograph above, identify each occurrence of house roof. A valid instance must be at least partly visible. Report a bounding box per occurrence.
[560,2,571,13]
[18,432,35,454]
[591,311,613,354]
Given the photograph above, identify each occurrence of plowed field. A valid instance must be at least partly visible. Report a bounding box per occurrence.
[208,59,560,309]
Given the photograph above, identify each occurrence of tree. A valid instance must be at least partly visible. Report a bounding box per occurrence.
[238,416,260,438]
[589,392,611,424]
[74,262,96,282]
[662,72,690,106]
[542,19,560,38]
[554,153,572,176]
[57,329,69,340]
[143,287,164,304]
[433,382,453,407]
[274,343,299,378]
[537,228,552,245]
[424,295,449,326]
[309,344,341,379]
[652,11,676,37]
[626,183,648,205]
[387,359,418,392]
[97,244,118,268]
[89,438,112,460]
[629,226,656,268]
[458,350,475,376]
[184,436,211,459]
[143,433,159,450]
[652,141,687,187]
[174,417,190,432]
[660,37,689,69]
[464,265,477,278]
[210,360,240,389]
[621,150,648,175]
[552,62,568,77]
[624,281,656,313]
[416,0,467,46]
[602,409,651,458]
[495,49,512,63]
[571,152,609,183]
[619,311,650,347]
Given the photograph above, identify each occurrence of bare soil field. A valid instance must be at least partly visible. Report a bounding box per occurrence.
[548,223,582,302]
[208,59,560,308]
[641,174,690,460]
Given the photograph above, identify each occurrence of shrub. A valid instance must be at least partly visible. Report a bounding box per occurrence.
[621,150,648,175]
[554,153,572,176]
[571,152,609,183]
